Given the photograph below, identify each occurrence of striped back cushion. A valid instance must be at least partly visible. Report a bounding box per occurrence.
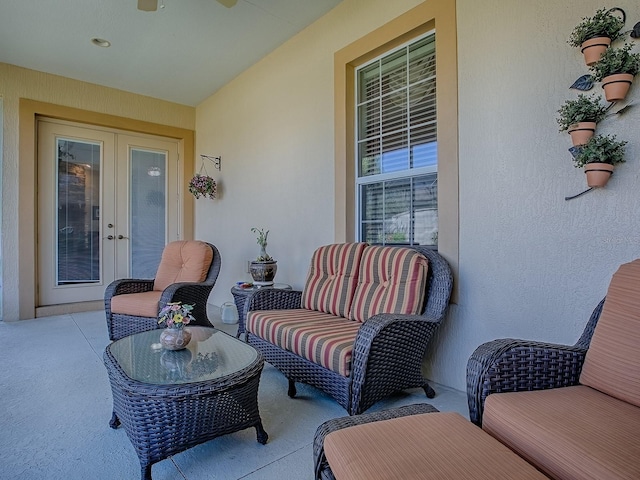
[349,246,429,323]
[301,243,367,318]
[580,258,640,407]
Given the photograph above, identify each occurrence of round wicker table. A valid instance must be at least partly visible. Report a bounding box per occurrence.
[104,327,268,480]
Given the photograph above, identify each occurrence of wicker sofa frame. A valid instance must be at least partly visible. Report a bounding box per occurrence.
[466,297,604,426]
[105,242,221,341]
[245,246,453,416]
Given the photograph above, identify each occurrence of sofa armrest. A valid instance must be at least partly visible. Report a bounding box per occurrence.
[349,313,441,415]
[313,403,440,480]
[246,288,303,312]
[466,339,589,426]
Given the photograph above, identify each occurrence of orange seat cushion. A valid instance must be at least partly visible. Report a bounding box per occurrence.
[324,412,547,480]
[153,240,213,292]
[110,290,163,318]
[483,385,640,480]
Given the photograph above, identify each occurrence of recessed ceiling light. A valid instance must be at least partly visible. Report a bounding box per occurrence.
[91,38,111,48]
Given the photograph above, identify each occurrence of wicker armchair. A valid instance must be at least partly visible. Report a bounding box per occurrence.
[105,241,221,341]
[246,246,453,416]
[466,297,604,426]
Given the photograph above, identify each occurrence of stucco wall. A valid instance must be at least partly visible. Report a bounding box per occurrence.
[0,63,195,321]
[197,0,640,392]
[442,0,640,389]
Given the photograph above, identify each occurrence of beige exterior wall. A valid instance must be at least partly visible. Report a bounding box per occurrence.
[197,0,640,392]
[0,63,195,320]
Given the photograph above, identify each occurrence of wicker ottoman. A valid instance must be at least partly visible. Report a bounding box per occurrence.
[315,405,548,480]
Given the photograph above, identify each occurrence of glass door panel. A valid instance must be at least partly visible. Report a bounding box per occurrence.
[130,149,167,278]
[56,138,101,285]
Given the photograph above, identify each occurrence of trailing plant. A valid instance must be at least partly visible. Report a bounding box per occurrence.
[572,134,627,168]
[568,8,625,47]
[556,94,607,131]
[188,174,217,199]
[589,43,640,80]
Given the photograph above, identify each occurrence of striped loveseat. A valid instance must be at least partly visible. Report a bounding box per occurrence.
[245,243,453,415]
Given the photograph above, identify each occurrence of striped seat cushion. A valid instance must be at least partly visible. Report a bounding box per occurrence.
[301,243,367,318]
[580,258,640,407]
[246,309,361,377]
[349,246,429,323]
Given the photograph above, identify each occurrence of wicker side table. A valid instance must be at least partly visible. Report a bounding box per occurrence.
[231,283,292,338]
[104,327,268,480]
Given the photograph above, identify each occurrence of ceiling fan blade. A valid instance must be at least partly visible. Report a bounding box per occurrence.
[216,0,238,7]
[138,0,158,11]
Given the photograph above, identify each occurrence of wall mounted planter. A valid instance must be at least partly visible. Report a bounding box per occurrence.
[584,162,614,187]
[601,73,634,101]
[568,122,596,146]
[581,37,611,65]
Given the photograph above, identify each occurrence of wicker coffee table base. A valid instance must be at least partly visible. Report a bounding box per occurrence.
[104,347,268,480]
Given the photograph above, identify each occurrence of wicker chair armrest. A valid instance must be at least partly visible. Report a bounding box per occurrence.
[105,278,155,299]
[158,282,215,327]
[313,403,439,480]
[466,338,589,426]
[246,289,303,312]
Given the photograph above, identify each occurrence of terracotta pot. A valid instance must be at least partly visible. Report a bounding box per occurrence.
[601,73,634,102]
[584,163,614,187]
[568,122,596,146]
[580,37,611,66]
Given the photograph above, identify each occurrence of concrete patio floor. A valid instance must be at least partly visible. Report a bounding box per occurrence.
[0,310,468,480]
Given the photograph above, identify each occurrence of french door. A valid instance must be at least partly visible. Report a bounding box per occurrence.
[37,119,181,306]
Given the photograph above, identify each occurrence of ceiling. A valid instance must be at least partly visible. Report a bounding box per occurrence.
[0,0,342,106]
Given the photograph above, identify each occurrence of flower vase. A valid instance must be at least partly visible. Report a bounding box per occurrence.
[160,327,192,350]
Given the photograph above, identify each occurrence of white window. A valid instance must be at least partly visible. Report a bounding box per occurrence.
[356,33,437,247]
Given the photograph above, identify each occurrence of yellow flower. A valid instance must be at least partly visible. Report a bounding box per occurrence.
[174,314,184,324]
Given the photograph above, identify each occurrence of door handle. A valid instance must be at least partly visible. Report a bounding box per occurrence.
[117,235,129,240]
[107,235,114,240]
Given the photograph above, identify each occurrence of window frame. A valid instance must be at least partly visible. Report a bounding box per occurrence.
[333,0,458,299]
[354,30,438,246]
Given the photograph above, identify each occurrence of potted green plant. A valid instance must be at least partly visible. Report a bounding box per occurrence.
[589,43,640,101]
[556,93,608,146]
[568,8,625,65]
[572,133,627,187]
[249,227,277,285]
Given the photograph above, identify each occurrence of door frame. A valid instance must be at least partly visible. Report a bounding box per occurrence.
[19,99,195,319]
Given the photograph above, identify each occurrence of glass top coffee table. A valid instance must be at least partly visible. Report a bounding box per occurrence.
[103,327,268,480]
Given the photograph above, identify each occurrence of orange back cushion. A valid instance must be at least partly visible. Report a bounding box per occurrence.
[153,240,213,292]
[580,258,640,407]
[301,243,367,318]
[349,246,428,323]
